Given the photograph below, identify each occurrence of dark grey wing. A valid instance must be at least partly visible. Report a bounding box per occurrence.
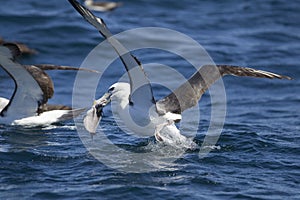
[69,0,155,107]
[156,64,292,114]
[12,42,37,55]
[23,65,54,106]
[23,64,99,105]
[57,108,86,122]
[30,64,99,73]
[1,43,21,58]
[2,42,37,55]
[39,104,72,112]
[0,45,43,119]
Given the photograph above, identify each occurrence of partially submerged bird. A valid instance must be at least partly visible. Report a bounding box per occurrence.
[0,37,37,55]
[69,0,291,148]
[0,43,94,126]
[84,0,122,12]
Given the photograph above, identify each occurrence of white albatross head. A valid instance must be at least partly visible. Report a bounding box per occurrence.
[83,82,132,133]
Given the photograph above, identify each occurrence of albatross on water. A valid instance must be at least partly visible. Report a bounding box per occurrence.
[0,43,89,126]
[69,0,291,148]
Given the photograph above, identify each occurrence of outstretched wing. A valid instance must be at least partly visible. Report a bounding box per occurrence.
[12,42,37,55]
[69,0,155,107]
[23,64,99,106]
[24,65,54,105]
[1,42,37,55]
[156,64,292,114]
[0,45,43,120]
[29,64,99,73]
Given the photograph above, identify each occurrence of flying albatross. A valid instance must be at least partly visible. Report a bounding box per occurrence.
[0,43,91,126]
[69,0,292,147]
[84,0,122,12]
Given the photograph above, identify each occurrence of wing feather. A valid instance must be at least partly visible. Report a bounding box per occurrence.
[68,0,155,107]
[0,45,43,120]
[156,65,292,114]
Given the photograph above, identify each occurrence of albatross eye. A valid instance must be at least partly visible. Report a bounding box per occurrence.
[108,87,115,92]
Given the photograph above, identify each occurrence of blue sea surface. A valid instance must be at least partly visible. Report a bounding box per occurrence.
[0,0,300,199]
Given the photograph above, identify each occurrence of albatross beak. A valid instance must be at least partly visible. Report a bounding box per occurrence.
[83,92,112,133]
[93,92,112,108]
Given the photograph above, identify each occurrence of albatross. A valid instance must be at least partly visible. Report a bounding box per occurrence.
[84,0,122,12]
[68,0,292,147]
[0,43,89,126]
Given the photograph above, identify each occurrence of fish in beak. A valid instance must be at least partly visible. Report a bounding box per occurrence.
[83,92,112,133]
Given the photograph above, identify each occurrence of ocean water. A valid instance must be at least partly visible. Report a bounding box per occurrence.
[0,0,300,199]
